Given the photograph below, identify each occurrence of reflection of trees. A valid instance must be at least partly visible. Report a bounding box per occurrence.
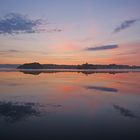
[20,70,129,76]
[22,71,42,75]
[21,70,64,75]
[80,71,129,75]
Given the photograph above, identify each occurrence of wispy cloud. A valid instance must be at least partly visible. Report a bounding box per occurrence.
[85,44,118,51]
[7,49,21,53]
[0,49,22,54]
[0,13,62,35]
[113,19,140,33]
[46,28,62,33]
[0,49,48,56]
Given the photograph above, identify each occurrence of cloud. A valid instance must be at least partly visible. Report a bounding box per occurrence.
[113,19,140,33]
[0,13,62,35]
[46,28,62,33]
[85,44,118,51]
[7,49,21,52]
[0,49,48,56]
[0,13,45,34]
[0,49,22,55]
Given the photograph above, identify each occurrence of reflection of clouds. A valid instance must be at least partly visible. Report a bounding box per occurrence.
[0,101,62,123]
[0,101,41,123]
[0,80,22,87]
[7,83,21,86]
[46,104,62,107]
[85,86,118,93]
[113,105,140,119]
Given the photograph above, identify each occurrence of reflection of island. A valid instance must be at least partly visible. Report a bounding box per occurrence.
[17,62,140,70]
[79,71,129,75]
[22,71,43,75]
[20,70,72,75]
[20,70,130,76]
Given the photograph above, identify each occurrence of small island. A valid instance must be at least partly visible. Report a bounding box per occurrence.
[17,62,140,70]
[17,62,43,69]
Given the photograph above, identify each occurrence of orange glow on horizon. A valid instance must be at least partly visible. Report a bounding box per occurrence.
[0,42,140,65]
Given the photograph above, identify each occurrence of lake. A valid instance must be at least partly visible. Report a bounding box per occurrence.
[0,70,140,139]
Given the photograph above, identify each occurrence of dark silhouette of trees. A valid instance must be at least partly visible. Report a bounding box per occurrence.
[17,62,140,69]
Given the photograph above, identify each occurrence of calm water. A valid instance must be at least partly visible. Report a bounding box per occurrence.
[0,71,140,139]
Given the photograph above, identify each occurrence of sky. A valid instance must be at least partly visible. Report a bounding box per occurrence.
[0,0,140,65]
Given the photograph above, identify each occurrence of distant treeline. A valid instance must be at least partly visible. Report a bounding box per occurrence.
[17,62,140,69]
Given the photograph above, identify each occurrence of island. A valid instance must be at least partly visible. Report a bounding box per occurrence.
[17,62,140,69]
[17,62,43,69]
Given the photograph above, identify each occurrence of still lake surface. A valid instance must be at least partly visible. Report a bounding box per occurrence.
[0,70,140,139]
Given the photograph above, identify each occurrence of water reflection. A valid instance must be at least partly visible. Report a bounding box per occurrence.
[0,101,62,123]
[21,71,42,75]
[79,71,129,75]
[0,71,140,139]
[46,104,62,107]
[113,105,140,119]
[85,85,118,92]
[20,70,131,76]
[0,101,41,123]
